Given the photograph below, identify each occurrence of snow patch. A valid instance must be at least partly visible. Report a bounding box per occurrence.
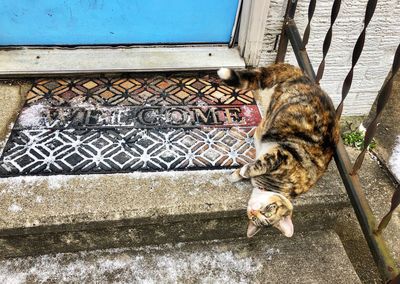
[17,104,45,127]
[0,169,234,196]
[125,169,230,181]
[8,203,22,213]
[241,105,256,117]
[358,123,367,134]
[47,175,69,190]
[35,196,43,203]
[0,242,264,283]
[389,136,400,181]
[68,96,97,109]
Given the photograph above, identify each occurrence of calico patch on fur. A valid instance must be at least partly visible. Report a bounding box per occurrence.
[219,63,339,237]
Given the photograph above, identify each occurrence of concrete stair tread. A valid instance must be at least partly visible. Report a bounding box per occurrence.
[0,162,351,257]
[0,230,361,283]
[0,163,348,233]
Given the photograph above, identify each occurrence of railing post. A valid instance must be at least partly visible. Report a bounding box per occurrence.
[275,0,298,63]
[275,1,400,279]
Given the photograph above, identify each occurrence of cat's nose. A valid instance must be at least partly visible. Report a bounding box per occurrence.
[250,209,257,215]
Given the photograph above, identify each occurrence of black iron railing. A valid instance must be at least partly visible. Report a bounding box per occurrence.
[276,0,400,282]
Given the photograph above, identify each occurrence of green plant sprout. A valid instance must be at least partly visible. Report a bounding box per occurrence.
[341,122,376,150]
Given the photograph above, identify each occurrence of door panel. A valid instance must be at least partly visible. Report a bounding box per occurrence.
[0,0,239,45]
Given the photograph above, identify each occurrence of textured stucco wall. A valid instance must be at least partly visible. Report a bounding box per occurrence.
[257,0,400,115]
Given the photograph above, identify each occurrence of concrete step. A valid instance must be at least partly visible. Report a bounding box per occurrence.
[0,230,361,283]
[0,161,350,258]
[0,77,351,258]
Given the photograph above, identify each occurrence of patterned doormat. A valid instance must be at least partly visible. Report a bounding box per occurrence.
[0,73,261,176]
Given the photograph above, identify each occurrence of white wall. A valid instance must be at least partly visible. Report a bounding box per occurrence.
[256,0,400,116]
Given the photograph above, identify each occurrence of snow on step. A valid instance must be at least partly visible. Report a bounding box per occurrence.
[0,231,360,284]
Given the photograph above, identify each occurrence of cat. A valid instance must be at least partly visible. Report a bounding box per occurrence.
[217,63,339,238]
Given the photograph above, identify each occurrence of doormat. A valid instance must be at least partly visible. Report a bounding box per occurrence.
[0,73,261,176]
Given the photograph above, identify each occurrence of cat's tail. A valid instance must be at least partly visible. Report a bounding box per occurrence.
[217,68,260,90]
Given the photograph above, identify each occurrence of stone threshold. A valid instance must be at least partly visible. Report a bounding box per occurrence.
[0,46,245,76]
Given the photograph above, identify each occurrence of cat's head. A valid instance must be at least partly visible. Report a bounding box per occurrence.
[247,188,294,238]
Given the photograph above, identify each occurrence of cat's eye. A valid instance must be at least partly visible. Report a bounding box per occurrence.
[265,204,277,212]
[264,212,273,217]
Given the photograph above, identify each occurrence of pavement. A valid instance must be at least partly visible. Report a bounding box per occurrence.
[335,147,400,283]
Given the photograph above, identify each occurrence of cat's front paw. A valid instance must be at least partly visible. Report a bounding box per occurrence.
[228,169,243,183]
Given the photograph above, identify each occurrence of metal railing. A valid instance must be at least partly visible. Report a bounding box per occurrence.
[275,0,400,282]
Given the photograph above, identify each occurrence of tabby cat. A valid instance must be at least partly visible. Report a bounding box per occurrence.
[218,63,339,238]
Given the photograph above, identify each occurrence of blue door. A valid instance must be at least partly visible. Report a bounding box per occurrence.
[0,0,239,45]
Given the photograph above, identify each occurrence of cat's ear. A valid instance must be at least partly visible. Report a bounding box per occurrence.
[275,215,294,237]
[247,221,261,238]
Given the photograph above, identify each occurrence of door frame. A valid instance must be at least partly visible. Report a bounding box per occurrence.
[239,0,271,66]
[0,0,270,76]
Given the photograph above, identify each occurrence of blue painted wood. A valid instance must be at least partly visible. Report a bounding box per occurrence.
[0,0,239,45]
